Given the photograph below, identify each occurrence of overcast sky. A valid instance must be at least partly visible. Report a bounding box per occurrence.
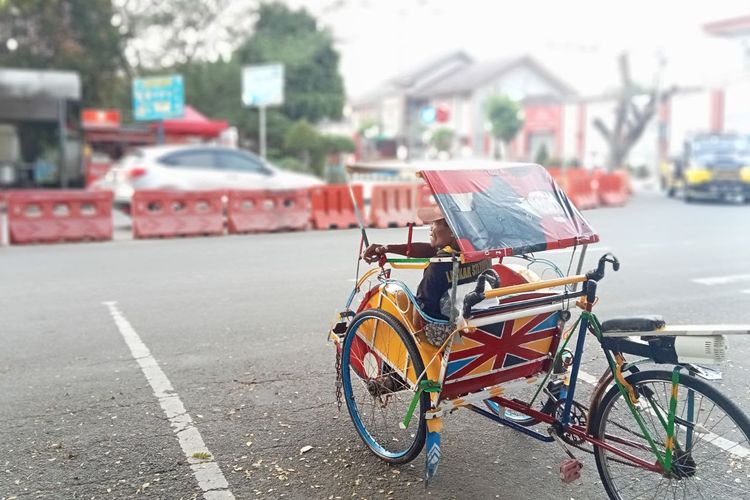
[283,0,749,98]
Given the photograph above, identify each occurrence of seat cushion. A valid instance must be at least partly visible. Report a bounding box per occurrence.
[600,315,666,333]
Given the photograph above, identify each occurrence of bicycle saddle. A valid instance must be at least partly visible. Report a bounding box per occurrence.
[600,315,666,333]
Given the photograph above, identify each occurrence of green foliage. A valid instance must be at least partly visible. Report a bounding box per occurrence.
[284,120,320,154]
[429,127,454,152]
[485,95,524,143]
[273,156,307,173]
[283,120,325,175]
[321,134,355,154]
[0,0,126,106]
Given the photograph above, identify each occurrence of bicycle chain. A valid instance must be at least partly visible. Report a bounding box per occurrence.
[334,348,343,411]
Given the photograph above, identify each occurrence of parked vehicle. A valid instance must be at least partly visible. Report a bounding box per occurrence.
[91,144,323,211]
[661,133,750,202]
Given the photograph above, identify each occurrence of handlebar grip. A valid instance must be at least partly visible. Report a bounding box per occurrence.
[586,253,620,281]
[462,269,501,318]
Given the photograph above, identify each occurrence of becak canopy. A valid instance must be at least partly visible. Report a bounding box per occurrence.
[419,164,599,263]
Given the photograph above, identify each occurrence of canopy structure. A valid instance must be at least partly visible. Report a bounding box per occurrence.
[419,164,599,262]
[152,105,229,137]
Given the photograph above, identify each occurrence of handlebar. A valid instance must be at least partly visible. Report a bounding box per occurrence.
[462,269,500,318]
[586,253,620,282]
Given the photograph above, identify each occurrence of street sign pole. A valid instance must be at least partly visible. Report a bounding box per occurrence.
[157,120,165,145]
[242,64,283,159]
[58,98,68,189]
[259,105,266,159]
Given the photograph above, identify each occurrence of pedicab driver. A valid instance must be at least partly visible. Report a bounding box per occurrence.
[363,205,493,345]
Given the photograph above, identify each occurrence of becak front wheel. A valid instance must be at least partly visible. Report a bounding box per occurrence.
[341,309,428,464]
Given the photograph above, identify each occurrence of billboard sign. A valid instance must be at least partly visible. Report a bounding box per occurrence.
[82,108,121,129]
[132,74,185,121]
[242,64,284,107]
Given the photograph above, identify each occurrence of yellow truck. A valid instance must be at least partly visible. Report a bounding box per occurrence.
[662,133,750,203]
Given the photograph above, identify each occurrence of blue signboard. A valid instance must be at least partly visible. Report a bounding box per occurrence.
[242,64,284,107]
[420,105,437,124]
[132,75,185,121]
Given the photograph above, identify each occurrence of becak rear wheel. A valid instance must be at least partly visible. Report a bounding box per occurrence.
[341,309,428,464]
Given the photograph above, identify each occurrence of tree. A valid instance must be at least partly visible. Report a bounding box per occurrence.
[429,127,454,153]
[322,134,355,155]
[0,0,127,106]
[593,53,676,171]
[283,120,321,174]
[115,0,254,70]
[485,95,523,159]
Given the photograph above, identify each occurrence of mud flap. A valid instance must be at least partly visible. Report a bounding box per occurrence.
[425,416,442,486]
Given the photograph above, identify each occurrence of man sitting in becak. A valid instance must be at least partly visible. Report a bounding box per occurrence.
[363,205,494,345]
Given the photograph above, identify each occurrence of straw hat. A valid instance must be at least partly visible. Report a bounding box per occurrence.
[417,205,444,223]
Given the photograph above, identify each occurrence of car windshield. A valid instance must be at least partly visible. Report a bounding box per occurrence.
[691,136,750,169]
[692,136,750,156]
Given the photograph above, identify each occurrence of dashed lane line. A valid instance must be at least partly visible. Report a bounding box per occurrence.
[692,273,750,286]
[103,301,235,500]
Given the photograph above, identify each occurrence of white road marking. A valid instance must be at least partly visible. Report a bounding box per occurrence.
[576,369,599,385]
[577,369,750,458]
[103,301,235,500]
[692,273,750,286]
[741,289,750,295]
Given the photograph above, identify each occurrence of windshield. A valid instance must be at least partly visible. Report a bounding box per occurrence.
[690,136,750,169]
[420,165,599,262]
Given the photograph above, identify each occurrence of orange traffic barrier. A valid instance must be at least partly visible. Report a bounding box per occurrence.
[310,184,364,230]
[369,184,417,228]
[415,183,438,224]
[597,172,629,206]
[131,190,224,239]
[564,169,598,210]
[6,190,113,244]
[227,189,311,234]
[612,170,633,195]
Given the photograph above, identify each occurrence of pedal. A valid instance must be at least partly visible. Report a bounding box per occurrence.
[559,459,583,484]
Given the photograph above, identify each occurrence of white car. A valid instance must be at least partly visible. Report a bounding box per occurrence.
[92,144,323,211]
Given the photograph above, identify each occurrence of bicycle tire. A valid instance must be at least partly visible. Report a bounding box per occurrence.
[590,369,750,500]
[341,309,428,464]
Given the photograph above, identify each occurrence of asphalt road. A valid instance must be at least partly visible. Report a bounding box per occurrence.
[1,191,749,500]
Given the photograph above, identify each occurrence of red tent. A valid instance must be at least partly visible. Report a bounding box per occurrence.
[152,105,229,138]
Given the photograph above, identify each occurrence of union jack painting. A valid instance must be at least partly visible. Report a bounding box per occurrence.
[445,311,560,386]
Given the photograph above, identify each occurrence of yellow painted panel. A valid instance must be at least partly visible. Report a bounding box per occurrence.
[512,315,536,335]
[467,355,496,377]
[359,288,444,386]
[520,337,554,354]
[449,335,485,352]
